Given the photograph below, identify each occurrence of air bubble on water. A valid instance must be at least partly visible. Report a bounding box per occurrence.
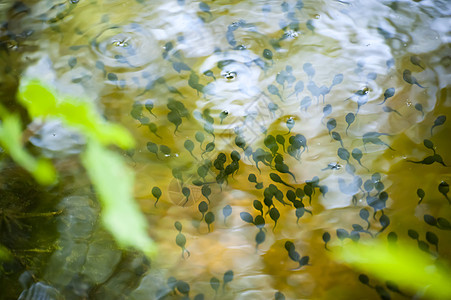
[328,162,342,170]
[406,99,412,106]
[112,39,130,47]
[70,0,79,3]
[222,71,237,80]
[283,30,299,39]
[314,14,320,19]
[230,21,243,30]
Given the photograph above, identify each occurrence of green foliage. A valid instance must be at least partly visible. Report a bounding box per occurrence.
[333,241,451,299]
[0,243,12,261]
[0,105,56,185]
[10,78,156,257]
[82,140,157,257]
[17,79,134,149]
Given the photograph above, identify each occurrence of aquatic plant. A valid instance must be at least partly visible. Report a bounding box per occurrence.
[8,79,157,257]
[334,241,451,299]
[0,104,56,185]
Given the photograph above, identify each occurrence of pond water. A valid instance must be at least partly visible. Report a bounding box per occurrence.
[1,0,450,299]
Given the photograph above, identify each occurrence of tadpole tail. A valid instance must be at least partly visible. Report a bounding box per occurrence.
[288,171,297,183]
[190,152,199,161]
[406,160,421,164]
[415,82,425,89]
[358,161,370,171]
[282,182,295,189]
[431,126,435,137]
[365,231,374,238]
[255,163,262,174]
[445,194,451,205]
[182,248,190,259]
[378,99,387,105]
[384,142,395,151]
[291,265,303,271]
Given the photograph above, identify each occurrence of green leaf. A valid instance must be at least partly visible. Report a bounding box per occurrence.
[0,243,13,261]
[15,78,155,257]
[0,113,56,185]
[82,139,157,257]
[17,79,134,149]
[332,241,451,299]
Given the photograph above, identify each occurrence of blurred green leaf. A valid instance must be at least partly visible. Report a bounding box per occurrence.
[14,78,155,257]
[0,243,13,261]
[82,139,157,257]
[333,241,451,299]
[17,79,134,149]
[0,111,56,185]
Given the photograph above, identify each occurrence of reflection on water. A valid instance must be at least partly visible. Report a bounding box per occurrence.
[1,0,450,299]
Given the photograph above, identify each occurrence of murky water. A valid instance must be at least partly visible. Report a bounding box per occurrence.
[1,0,450,299]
